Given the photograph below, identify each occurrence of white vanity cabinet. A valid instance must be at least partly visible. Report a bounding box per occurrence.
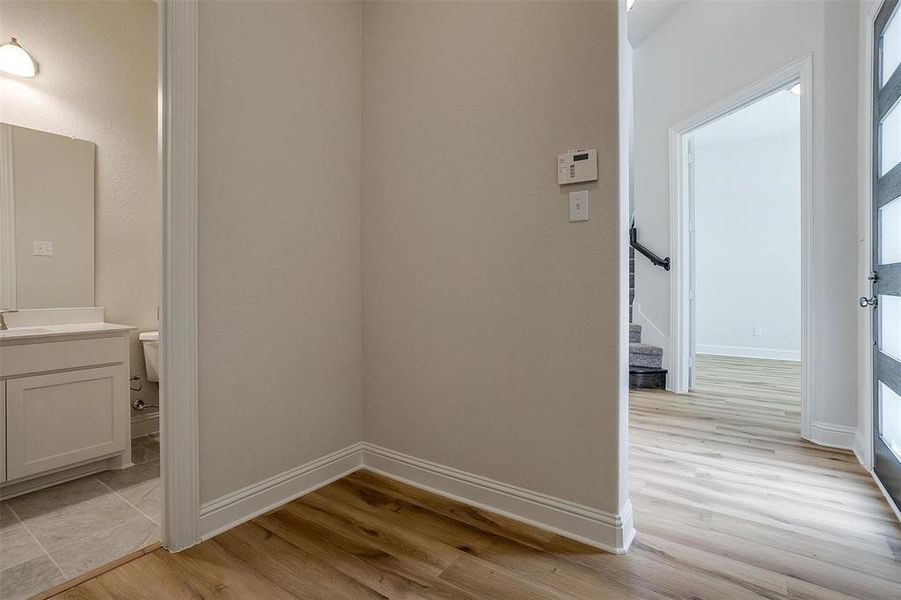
[0,319,133,498]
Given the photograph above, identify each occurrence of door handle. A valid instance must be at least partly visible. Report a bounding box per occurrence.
[860,296,878,308]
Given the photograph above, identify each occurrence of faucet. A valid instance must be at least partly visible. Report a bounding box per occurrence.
[0,309,18,331]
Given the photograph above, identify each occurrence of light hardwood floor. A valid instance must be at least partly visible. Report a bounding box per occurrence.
[48,356,901,599]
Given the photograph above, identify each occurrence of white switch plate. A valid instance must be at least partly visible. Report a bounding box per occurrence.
[33,241,54,256]
[569,191,589,222]
[753,326,763,337]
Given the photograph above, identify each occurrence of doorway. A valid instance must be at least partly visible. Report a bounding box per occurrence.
[687,87,802,406]
[668,57,814,438]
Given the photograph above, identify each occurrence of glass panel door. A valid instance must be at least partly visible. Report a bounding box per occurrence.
[873,0,901,510]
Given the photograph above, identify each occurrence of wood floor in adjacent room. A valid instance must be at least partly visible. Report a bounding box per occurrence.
[49,356,901,599]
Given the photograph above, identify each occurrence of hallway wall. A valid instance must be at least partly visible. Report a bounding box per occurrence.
[362,0,626,517]
[197,0,364,503]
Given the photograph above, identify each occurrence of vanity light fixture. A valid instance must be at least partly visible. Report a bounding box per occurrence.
[0,37,37,78]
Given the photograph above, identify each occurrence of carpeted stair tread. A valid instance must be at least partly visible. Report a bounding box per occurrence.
[629,323,642,343]
[629,342,663,369]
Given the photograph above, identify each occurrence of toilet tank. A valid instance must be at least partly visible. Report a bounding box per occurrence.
[139,331,159,383]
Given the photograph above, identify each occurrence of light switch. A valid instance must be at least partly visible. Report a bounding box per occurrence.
[753,326,763,337]
[33,241,54,256]
[569,191,589,222]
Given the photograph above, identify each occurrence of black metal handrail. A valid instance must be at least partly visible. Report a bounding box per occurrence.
[630,226,670,272]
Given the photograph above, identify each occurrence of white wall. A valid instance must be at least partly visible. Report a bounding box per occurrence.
[362,0,625,516]
[0,1,160,418]
[632,0,859,432]
[198,0,363,504]
[693,93,801,361]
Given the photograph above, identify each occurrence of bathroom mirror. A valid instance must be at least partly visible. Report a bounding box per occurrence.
[0,123,95,309]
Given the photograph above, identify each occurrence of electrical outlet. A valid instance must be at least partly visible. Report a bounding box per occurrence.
[569,191,589,222]
[753,326,763,337]
[33,241,53,256]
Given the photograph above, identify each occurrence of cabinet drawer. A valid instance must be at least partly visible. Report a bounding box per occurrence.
[6,366,127,480]
[0,336,127,378]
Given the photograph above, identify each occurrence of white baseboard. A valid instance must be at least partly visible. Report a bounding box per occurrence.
[873,471,901,524]
[853,432,871,471]
[196,441,634,554]
[808,421,857,451]
[361,443,635,554]
[131,412,160,438]
[199,442,364,540]
[696,345,801,362]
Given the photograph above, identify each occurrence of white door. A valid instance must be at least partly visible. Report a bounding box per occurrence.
[872,0,901,508]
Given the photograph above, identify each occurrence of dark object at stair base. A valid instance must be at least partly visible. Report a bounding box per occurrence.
[629,367,667,389]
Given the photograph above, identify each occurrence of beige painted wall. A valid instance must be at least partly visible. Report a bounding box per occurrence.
[11,126,95,309]
[362,1,624,512]
[0,1,159,416]
[198,0,363,503]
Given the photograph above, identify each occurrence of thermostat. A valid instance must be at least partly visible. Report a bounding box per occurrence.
[558,149,598,185]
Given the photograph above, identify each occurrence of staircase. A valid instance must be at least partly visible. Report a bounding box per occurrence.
[628,244,667,389]
[629,323,666,389]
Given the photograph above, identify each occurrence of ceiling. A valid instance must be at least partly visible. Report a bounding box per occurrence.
[627,0,685,47]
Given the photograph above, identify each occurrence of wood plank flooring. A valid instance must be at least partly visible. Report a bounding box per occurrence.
[49,355,901,599]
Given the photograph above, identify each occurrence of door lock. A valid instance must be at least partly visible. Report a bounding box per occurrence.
[860,296,878,308]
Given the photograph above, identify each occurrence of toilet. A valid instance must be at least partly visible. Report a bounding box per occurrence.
[139,331,159,383]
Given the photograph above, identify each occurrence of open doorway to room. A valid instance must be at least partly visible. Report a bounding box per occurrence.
[662,58,814,439]
[685,86,802,414]
[0,2,162,598]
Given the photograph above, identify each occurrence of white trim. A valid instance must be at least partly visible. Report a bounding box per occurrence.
[857,0,882,474]
[873,470,901,523]
[131,412,160,439]
[854,431,869,470]
[668,55,815,442]
[196,442,635,554]
[199,443,364,540]
[159,0,200,552]
[616,0,634,528]
[808,421,857,451]
[0,123,16,309]
[362,443,635,554]
[695,346,801,362]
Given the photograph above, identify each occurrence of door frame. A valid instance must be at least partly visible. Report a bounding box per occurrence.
[158,0,200,551]
[860,0,901,522]
[667,55,814,439]
[857,0,884,476]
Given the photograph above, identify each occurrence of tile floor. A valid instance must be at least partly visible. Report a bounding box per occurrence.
[0,434,160,600]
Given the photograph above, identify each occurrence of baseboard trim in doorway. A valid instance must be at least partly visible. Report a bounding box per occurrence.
[31,541,161,600]
[808,420,857,451]
[696,345,801,362]
[131,412,159,438]
[361,443,635,554]
[198,442,364,540]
